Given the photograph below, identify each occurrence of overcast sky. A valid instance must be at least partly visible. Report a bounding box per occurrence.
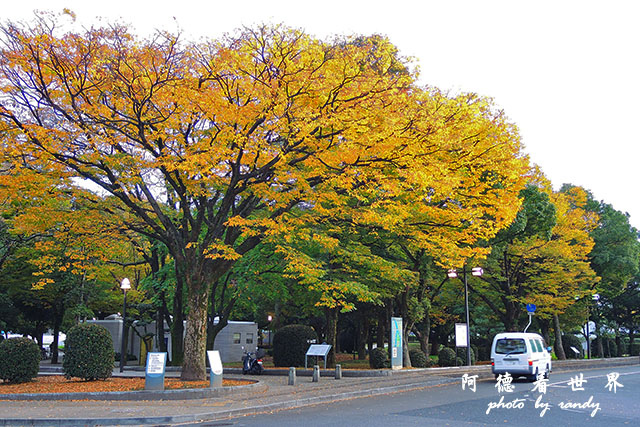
[4,1,640,228]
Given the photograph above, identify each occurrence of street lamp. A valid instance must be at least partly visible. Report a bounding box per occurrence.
[575,293,600,359]
[447,266,483,367]
[119,278,131,373]
[267,315,273,347]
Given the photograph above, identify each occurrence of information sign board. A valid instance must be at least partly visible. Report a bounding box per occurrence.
[145,352,167,391]
[146,352,166,375]
[305,344,332,369]
[455,323,468,347]
[391,317,403,370]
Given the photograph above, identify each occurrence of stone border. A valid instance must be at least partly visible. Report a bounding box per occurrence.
[0,379,262,401]
[13,355,635,402]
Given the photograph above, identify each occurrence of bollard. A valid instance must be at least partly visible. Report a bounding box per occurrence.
[312,365,320,382]
[335,364,342,380]
[288,367,296,386]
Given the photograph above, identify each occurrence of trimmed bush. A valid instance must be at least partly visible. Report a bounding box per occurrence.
[409,348,427,368]
[456,347,476,365]
[630,342,640,356]
[562,334,584,359]
[424,356,436,368]
[273,325,318,367]
[369,347,389,369]
[0,337,41,383]
[438,347,456,367]
[63,323,114,380]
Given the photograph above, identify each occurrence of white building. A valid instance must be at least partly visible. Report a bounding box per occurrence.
[87,317,257,365]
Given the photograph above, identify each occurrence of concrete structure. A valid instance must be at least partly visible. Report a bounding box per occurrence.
[87,317,257,365]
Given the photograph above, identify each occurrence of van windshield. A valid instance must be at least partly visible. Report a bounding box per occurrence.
[495,338,527,354]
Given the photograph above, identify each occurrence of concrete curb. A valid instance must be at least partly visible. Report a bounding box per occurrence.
[0,377,461,426]
[0,380,262,401]
[1,356,637,426]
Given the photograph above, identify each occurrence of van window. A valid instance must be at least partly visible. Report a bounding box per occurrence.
[529,339,538,352]
[535,340,543,352]
[495,338,527,354]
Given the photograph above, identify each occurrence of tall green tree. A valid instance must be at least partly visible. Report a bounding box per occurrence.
[585,198,640,356]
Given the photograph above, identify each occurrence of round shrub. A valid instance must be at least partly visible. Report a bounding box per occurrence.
[409,348,427,368]
[63,323,114,380]
[561,334,584,359]
[423,355,436,367]
[456,347,476,365]
[0,337,41,383]
[438,347,456,367]
[369,347,389,369]
[272,325,318,367]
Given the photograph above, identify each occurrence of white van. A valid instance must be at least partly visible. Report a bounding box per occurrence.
[491,332,552,381]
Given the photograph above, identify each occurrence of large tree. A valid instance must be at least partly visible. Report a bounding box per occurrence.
[0,18,446,379]
[470,180,598,332]
[0,15,529,378]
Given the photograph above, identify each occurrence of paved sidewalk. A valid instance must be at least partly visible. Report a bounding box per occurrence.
[0,357,636,426]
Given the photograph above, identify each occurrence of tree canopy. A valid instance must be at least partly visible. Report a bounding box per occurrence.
[1,17,528,378]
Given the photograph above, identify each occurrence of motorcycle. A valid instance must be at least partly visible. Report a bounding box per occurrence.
[242,347,264,375]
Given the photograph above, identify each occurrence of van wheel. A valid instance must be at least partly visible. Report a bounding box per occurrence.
[528,368,538,382]
[544,365,550,380]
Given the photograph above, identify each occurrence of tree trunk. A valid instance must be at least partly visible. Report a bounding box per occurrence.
[615,331,622,357]
[181,283,210,381]
[540,318,550,344]
[357,314,369,360]
[171,276,185,366]
[553,314,566,360]
[156,299,167,353]
[595,320,604,358]
[50,318,61,364]
[430,330,440,356]
[402,334,411,368]
[414,305,431,355]
[398,288,414,368]
[376,309,386,349]
[325,307,338,368]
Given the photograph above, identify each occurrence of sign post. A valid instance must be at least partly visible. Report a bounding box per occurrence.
[524,303,536,333]
[455,323,468,347]
[391,317,403,370]
[207,350,223,388]
[305,344,331,369]
[145,352,167,391]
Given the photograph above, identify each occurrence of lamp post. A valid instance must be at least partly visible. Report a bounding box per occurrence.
[119,278,131,373]
[447,266,483,367]
[575,293,599,359]
[267,315,273,347]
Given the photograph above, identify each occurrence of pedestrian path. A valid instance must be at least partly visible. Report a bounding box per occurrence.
[0,357,636,426]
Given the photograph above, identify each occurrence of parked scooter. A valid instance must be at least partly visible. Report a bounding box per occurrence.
[242,347,264,375]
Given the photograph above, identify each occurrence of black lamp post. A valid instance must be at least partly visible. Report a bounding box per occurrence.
[120,278,131,373]
[447,266,483,367]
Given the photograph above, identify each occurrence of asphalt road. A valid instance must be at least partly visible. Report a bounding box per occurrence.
[206,365,640,427]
